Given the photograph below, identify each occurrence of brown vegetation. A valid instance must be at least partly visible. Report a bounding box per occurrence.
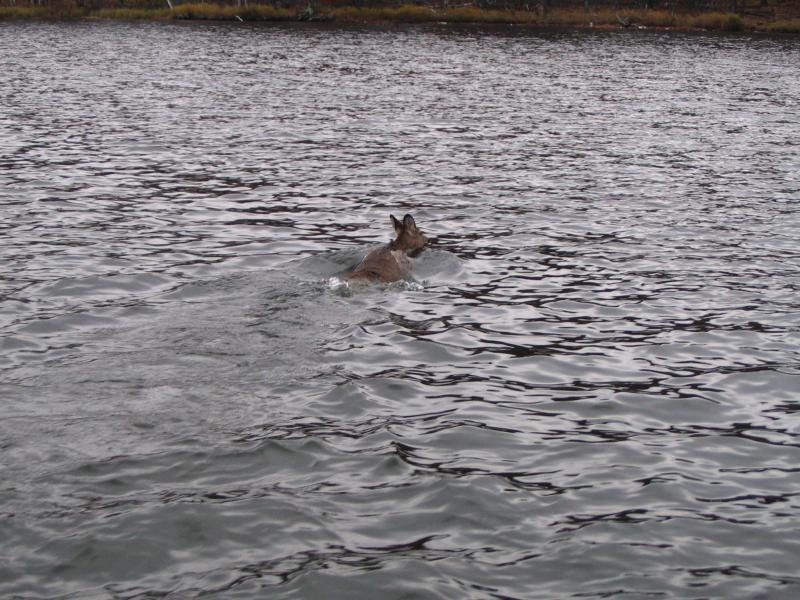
[1,0,798,32]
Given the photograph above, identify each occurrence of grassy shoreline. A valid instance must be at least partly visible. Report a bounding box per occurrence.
[1,3,799,34]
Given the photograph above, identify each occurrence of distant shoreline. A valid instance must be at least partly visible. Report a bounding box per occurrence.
[2,3,799,34]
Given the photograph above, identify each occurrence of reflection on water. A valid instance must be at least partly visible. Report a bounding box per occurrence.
[1,20,799,600]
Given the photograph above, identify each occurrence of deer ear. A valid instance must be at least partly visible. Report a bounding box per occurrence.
[403,214,417,230]
[390,214,403,233]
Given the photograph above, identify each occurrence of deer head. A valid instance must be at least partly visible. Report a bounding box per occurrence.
[390,214,428,256]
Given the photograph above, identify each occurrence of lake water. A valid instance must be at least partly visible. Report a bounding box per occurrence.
[1,19,799,600]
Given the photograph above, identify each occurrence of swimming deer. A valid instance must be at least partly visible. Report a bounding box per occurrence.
[346,214,428,284]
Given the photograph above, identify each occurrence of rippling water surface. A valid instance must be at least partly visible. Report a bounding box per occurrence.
[1,20,799,599]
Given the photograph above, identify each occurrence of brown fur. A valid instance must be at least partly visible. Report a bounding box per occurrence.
[346,214,428,284]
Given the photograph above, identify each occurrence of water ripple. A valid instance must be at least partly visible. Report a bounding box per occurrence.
[1,20,799,600]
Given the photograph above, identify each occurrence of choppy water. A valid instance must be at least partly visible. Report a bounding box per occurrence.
[1,19,799,599]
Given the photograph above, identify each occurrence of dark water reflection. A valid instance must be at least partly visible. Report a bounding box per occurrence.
[1,20,799,600]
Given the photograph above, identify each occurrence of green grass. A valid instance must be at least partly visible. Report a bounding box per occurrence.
[690,11,745,32]
[170,3,295,21]
[0,5,87,19]
[442,7,539,24]
[93,7,170,19]
[331,5,437,23]
[330,6,748,31]
[763,18,800,33]
[1,2,297,22]
[524,8,745,31]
